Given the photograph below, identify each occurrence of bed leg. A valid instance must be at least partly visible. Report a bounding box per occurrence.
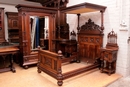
[57,80,63,86]
[57,69,63,86]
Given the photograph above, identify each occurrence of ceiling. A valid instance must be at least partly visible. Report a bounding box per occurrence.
[0,0,42,7]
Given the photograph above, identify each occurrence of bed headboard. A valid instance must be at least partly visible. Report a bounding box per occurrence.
[78,19,103,63]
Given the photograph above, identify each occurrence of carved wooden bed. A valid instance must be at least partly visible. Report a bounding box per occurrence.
[37,19,104,86]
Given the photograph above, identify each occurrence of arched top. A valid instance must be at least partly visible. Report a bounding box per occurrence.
[106,30,118,48]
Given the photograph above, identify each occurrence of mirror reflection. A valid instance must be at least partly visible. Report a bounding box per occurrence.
[30,16,49,51]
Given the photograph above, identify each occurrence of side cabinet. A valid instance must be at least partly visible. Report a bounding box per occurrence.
[6,12,19,43]
[0,8,5,43]
[100,48,118,75]
[100,30,118,75]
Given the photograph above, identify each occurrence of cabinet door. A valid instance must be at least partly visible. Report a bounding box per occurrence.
[6,12,19,43]
[6,12,19,29]
[8,17,18,29]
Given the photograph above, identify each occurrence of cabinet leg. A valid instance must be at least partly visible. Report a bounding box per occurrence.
[76,59,80,63]
[100,60,104,72]
[108,62,112,75]
[24,65,29,69]
[37,68,41,73]
[11,67,16,73]
[10,54,16,73]
[108,72,111,76]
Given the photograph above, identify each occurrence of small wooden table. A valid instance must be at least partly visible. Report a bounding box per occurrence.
[0,44,19,73]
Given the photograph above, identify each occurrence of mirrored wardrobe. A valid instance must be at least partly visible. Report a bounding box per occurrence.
[16,4,57,68]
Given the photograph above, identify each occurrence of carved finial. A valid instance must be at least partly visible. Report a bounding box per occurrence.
[58,50,62,54]
[58,50,63,58]
[38,46,41,50]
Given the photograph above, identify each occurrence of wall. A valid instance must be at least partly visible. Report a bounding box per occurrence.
[117,0,130,77]
[67,0,130,77]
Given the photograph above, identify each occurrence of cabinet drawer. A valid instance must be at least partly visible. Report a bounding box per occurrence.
[24,55,38,62]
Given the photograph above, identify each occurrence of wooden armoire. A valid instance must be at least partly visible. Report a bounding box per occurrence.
[16,0,69,68]
[16,5,57,68]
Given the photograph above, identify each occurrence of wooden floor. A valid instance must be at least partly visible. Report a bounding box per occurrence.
[0,62,122,87]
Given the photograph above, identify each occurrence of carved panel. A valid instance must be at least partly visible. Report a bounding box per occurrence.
[78,19,103,63]
[79,19,102,35]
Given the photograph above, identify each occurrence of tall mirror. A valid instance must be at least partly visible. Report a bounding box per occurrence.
[30,16,49,51]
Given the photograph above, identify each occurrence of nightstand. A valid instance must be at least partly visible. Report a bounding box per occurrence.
[100,47,118,75]
[100,30,118,75]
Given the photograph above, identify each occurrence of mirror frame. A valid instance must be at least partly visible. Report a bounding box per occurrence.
[26,12,56,54]
[16,4,57,56]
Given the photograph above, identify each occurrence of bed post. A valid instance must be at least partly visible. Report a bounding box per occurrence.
[76,14,81,63]
[57,50,63,86]
[100,10,104,33]
[77,14,80,33]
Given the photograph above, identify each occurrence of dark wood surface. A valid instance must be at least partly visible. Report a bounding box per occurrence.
[0,44,19,73]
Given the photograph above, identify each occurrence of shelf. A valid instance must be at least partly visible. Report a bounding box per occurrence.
[9,37,19,39]
[8,38,19,43]
[102,67,115,74]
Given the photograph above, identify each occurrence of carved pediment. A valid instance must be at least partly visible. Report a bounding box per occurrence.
[79,19,102,35]
[25,0,68,8]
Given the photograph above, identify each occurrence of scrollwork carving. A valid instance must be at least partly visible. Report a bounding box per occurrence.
[81,19,100,30]
[79,19,102,35]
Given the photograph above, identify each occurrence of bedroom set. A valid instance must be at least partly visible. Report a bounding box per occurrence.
[0,0,119,86]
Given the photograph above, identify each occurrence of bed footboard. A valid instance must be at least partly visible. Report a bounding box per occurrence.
[37,50,63,86]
